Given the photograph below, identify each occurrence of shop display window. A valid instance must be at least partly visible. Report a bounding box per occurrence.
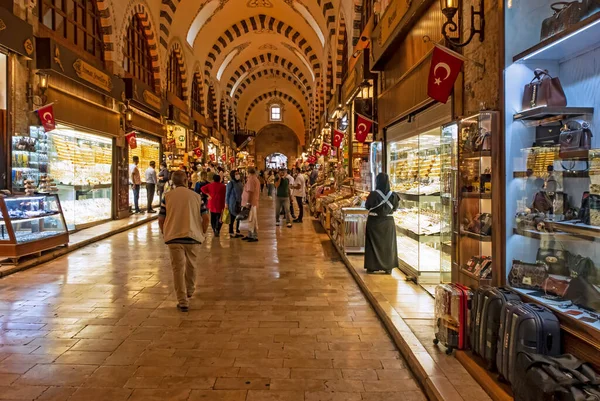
[12,127,48,192]
[388,125,453,289]
[505,1,600,330]
[47,125,113,230]
[128,137,160,210]
[0,195,67,244]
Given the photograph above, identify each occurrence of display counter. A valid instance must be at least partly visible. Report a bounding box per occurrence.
[0,194,69,262]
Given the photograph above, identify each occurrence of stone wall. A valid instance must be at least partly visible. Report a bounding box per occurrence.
[254,123,300,169]
[461,0,503,114]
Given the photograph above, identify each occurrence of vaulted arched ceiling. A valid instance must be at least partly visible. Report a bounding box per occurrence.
[147,0,355,143]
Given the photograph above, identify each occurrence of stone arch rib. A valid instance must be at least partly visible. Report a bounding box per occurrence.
[203,15,321,85]
[159,0,181,49]
[95,0,114,60]
[233,69,309,106]
[243,90,307,127]
[336,19,347,87]
[168,41,188,99]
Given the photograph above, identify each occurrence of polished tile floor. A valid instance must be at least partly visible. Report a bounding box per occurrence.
[0,194,426,401]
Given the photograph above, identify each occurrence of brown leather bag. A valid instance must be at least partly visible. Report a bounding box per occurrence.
[521,69,567,111]
[541,2,587,41]
[509,260,549,290]
[559,120,593,156]
[542,276,571,297]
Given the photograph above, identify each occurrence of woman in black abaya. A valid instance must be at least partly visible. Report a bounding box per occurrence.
[364,173,400,274]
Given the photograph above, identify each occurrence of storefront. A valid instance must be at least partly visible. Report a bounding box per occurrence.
[190,114,209,165]
[166,104,191,171]
[503,1,600,361]
[209,128,222,164]
[32,38,125,230]
[123,78,165,214]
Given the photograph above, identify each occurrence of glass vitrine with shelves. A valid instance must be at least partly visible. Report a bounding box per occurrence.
[0,194,69,261]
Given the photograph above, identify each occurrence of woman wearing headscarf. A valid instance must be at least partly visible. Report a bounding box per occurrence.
[364,173,400,274]
[225,169,244,238]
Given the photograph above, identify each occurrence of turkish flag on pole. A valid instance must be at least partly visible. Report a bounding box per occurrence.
[193,147,203,158]
[125,131,137,149]
[37,104,56,132]
[355,114,373,143]
[332,129,344,148]
[427,45,465,104]
[321,143,331,156]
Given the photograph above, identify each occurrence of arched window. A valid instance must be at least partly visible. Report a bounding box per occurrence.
[123,15,155,90]
[166,50,184,99]
[191,74,202,114]
[39,0,104,62]
[270,104,282,122]
[207,86,216,120]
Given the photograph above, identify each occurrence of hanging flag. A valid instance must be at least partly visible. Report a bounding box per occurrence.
[209,154,216,162]
[167,138,176,147]
[220,154,226,162]
[125,131,137,149]
[37,104,56,132]
[229,156,235,164]
[193,147,203,158]
[321,142,331,156]
[355,114,373,143]
[427,44,465,104]
[332,129,344,148]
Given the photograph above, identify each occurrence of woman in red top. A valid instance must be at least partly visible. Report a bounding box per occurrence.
[201,174,227,236]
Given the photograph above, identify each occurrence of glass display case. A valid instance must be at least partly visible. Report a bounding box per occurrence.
[456,112,499,288]
[504,1,600,332]
[388,127,454,287]
[11,127,48,192]
[0,194,69,261]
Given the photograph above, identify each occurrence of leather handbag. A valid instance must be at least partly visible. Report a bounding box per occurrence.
[535,123,562,146]
[236,205,251,221]
[532,191,553,213]
[565,276,600,311]
[567,253,598,284]
[522,69,567,111]
[541,2,588,41]
[509,260,549,290]
[542,276,571,297]
[559,120,593,155]
[537,247,570,276]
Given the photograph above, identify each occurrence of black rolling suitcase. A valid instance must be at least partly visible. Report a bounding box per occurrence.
[497,302,561,384]
[471,287,522,370]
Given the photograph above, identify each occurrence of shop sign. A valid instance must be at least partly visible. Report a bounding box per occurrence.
[377,0,411,47]
[123,77,164,114]
[169,105,191,128]
[36,38,125,99]
[143,90,161,111]
[167,124,186,149]
[0,7,34,57]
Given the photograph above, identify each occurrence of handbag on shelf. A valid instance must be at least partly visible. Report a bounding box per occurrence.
[537,246,570,276]
[474,128,492,151]
[578,192,591,225]
[535,123,562,146]
[541,2,588,41]
[567,253,598,284]
[532,191,553,213]
[559,120,593,156]
[521,69,567,111]
[509,260,549,290]
[565,276,600,311]
[542,276,571,297]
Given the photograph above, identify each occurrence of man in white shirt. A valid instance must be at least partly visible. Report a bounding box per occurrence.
[145,161,158,213]
[292,167,306,223]
[285,169,296,220]
[131,156,142,213]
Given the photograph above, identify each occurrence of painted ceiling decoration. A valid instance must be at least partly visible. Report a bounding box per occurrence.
[246,0,274,7]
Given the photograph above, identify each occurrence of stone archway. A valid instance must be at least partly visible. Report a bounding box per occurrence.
[254,124,300,170]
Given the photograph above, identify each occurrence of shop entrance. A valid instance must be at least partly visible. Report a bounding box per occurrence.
[265,153,288,169]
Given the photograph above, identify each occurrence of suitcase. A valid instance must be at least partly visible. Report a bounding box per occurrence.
[433,284,472,354]
[471,287,522,370]
[496,302,561,384]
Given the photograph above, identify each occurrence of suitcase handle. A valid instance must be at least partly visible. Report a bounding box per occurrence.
[546,333,554,352]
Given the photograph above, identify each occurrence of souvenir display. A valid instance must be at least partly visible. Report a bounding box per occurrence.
[11,127,49,192]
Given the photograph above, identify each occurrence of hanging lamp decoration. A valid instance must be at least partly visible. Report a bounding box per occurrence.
[440,0,485,48]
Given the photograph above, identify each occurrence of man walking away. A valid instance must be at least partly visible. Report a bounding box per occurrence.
[286,169,296,220]
[131,156,142,214]
[292,167,306,223]
[274,169,293,228]
[145,161,158,213]
[158,171,205,312]
[242,167,261,242]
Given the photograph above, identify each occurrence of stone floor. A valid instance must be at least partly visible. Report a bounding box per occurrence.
[0,194,426,401]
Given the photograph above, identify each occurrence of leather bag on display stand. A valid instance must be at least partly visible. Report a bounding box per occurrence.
[522,69,567,111]
[559,120,593,157]
[541,1,600,41]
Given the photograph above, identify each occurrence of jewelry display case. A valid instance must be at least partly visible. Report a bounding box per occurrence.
[0,194,69,262]
[388,126,454,287]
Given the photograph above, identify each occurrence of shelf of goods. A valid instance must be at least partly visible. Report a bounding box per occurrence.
[328,194,368,253]
[504,4,600,356]
[319,189,353,230]
[0,194,69,261]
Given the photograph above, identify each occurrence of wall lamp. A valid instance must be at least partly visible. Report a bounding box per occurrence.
[124,102,134,125]
[440,0,485,47]
[37,71,49,95]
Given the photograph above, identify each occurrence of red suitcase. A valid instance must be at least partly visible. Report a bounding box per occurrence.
[433,283,472,354]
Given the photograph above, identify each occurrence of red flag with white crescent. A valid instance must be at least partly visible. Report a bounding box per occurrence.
[209,154,215,162]
[355,114,372,143]
[321,143,331,156]
[125,131,137,149]
[193,147,203,158]
[37,104,56,132]
[220,154,226,162]
[332,129,344,148]
[427,45,464,104]
[229,156,235,164]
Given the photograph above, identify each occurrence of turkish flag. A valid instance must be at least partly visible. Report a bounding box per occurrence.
[209,154,215,162]
[37,104,56,132]
[193,147,203,158]
[427,45,464,104]
[220,154,226,162]
[332,129,344,148]
[125,131,137,149]
[355,114,372,143]
[229,156,235,164]
[321,143,331,156]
